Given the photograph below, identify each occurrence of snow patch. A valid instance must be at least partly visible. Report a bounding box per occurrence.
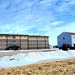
[0,50,75,68]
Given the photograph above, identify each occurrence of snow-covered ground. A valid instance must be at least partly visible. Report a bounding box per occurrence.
[0,50,13,52]
[0,50,75,68]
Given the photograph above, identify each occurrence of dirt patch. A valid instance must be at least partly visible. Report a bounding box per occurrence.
[0,58,75,75]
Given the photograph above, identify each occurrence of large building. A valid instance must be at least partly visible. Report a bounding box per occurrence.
[57,32,75,48]
[0,34,49,50]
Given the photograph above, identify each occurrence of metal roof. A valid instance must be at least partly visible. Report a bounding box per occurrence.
[0,34,49,37]
[0,34,28,36]
[68,32,75,35]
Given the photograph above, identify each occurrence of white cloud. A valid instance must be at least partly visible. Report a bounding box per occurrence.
[0,24,35,34]
[51,21,64,26]
[55,21,75,36]
[56,27,66,30]
[56,0,75,13]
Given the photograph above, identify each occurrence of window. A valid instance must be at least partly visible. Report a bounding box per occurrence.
[12,40,16,42]
[12,44,16,46]
[59,37,60,39]
[12,36,16,38]
[6,40,8,42]
[63,37,65,40]
[5,36,8,38]
[73,36,75,39]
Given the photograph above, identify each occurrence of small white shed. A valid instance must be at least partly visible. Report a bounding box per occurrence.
[57,32,75,48]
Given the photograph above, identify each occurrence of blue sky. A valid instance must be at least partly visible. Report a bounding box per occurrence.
[0,0,75,45]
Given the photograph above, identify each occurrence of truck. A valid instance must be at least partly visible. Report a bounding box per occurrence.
[58,44,75,50]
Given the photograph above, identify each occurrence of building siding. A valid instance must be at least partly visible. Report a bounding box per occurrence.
[71,35,75,47]
[0,34,49,50]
